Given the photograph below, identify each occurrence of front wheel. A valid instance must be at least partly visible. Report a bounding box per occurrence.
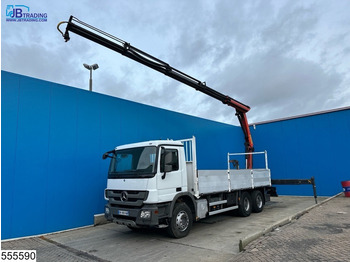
[167,203,193,238]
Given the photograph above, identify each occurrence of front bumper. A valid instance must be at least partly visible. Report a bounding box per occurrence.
[105,204,159,226]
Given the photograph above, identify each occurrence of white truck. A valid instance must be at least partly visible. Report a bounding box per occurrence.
[103,137,271,238]
[58,17,273,237]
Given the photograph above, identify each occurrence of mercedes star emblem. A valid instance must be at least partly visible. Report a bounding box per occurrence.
[120,191,128,202]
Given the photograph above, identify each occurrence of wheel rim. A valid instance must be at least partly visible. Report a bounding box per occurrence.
[244,197,250,211]
[175,211,189,232]
[256,194,263,209]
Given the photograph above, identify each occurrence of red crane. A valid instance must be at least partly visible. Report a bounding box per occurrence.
[58,16,254,168]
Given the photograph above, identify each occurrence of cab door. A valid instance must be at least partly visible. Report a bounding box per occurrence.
[157,146,183,202]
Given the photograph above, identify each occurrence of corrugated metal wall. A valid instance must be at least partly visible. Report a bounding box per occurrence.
[251,108,350,197]
[2,71,349,240]
[1,71,243,239]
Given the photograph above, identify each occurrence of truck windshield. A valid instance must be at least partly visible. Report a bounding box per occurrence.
[108,146,157,178]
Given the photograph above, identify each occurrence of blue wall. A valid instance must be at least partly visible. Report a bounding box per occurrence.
[1,71,243,239]
[2,71,349,240]
[251,109,350,197]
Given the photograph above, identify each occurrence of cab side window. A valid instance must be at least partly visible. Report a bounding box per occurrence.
[160,149,179,172]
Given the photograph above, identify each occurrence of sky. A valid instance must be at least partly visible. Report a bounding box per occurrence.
[2,0,350,125]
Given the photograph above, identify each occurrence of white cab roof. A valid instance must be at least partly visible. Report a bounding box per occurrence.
[115,139,183,150]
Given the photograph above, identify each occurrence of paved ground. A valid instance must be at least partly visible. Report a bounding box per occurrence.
[2,195,349,262]
[231,194,350,262]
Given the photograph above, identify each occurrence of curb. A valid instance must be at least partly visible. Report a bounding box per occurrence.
[94,213,109,226]
[3,213,111,242]
[238,193,342,252]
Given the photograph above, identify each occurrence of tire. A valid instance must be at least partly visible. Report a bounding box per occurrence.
[238,191,252,217]
[167,203,193,238]
[251,190,264,213]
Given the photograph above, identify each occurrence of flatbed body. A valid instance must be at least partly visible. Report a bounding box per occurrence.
[198,169,271,194]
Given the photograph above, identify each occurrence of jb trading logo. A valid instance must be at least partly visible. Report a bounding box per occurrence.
[6,5,47,22]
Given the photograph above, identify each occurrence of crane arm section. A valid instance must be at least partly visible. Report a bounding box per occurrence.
[58,16,254,168]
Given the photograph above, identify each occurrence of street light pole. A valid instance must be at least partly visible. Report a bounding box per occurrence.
[89,69,92,91]
[83,63,99,91]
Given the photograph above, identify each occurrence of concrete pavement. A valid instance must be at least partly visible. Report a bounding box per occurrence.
[3,195,346,262]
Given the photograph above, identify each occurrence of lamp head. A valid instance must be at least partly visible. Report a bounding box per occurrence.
[83,63,99,70]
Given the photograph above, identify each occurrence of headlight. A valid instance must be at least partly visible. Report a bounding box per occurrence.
[105,206,110,215]
[140,210,151,219]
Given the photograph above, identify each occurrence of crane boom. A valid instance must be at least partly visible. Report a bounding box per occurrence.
[57,16,254,168]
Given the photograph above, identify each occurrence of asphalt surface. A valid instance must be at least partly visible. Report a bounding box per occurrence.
[2,194,349,262]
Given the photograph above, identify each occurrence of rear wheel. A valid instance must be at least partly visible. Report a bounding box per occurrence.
[238,191,252,217]
[251,190,264,213]
[167,203,193,238]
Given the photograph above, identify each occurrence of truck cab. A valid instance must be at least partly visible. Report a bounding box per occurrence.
[104,139,196,237]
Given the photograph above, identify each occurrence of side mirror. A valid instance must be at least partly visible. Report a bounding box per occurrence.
[162,165,172,179]
[160,147,178,179]
[102,150,115,160]
[160,147,170,179]
[164,164,172,173]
